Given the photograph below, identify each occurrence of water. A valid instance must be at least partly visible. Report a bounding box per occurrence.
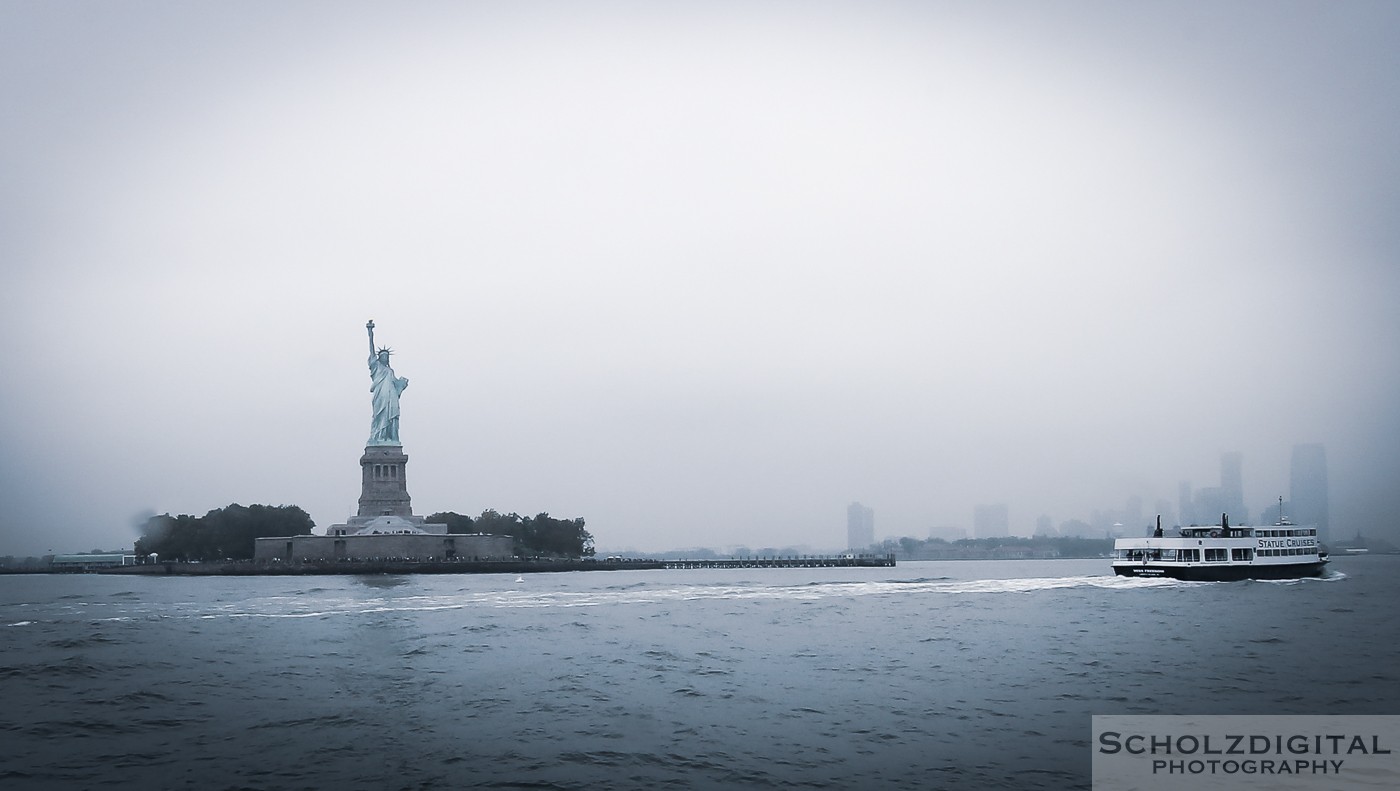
[3,557,1397,790]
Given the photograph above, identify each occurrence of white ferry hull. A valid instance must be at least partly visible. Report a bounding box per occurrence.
[1112,560,1328,581]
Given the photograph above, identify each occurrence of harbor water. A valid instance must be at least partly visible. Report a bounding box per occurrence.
[3,557,1398,790]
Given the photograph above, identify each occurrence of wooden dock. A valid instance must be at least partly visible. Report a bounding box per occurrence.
[661,554,896,569]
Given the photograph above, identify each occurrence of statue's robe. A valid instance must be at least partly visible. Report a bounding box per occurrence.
[368,354,408,444]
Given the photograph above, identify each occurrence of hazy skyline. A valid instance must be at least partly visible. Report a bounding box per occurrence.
[3,2,1398,557]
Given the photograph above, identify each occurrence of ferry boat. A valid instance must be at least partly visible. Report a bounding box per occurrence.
[1112,512,1328,581]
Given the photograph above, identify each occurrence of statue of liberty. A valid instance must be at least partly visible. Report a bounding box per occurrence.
[365,320,409,446]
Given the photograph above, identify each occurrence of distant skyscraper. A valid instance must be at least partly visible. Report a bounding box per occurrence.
[1220,451,1246,522]
[1178,481,1195,526]
[973,503,1009,538]
[1034,514,1055,536]
[847,502,875,550]
[1290,444,1329,543]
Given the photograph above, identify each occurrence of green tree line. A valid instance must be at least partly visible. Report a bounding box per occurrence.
[135,504,314,561]
[426,510,594,558]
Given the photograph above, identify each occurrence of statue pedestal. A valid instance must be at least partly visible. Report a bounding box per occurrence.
[357,445,412,518]
[322,444,445,537]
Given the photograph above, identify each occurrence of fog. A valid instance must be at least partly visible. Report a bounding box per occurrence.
[2,1,1397,557]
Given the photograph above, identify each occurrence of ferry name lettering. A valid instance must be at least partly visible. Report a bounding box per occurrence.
[1256,538,1317,549]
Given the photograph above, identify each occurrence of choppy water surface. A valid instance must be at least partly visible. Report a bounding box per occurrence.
[3,557,1397,790]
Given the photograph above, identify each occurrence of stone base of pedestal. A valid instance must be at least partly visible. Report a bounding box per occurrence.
[357,444,412,518]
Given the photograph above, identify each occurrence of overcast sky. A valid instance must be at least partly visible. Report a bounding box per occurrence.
[2,1,1397,556]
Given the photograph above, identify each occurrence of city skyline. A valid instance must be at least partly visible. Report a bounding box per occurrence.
[0,437,1356,557]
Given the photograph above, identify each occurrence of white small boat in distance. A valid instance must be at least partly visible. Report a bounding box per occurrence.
[1113,512,1328,581]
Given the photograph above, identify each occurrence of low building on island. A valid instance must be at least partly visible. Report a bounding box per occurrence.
[255,519,514,564]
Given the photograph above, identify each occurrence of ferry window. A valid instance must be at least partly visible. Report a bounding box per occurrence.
[1204,548,1227,562]
[1162,550,1177,561]
[1232,548,1253,561]
[1179,549,1199,562]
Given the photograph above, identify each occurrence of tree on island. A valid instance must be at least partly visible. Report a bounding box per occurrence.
[135,504,314,561]
[426,509,594,558]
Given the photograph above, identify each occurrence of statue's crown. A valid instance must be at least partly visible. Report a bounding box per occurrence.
[377,347,394,356]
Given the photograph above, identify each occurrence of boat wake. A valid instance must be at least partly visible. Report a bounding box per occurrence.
[173,574,1193,618]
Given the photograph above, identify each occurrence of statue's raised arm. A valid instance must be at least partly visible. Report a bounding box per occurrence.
[365,320,409,446]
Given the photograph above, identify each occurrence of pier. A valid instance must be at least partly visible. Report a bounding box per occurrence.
[66,554,895,576]
[662,554,896,569]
